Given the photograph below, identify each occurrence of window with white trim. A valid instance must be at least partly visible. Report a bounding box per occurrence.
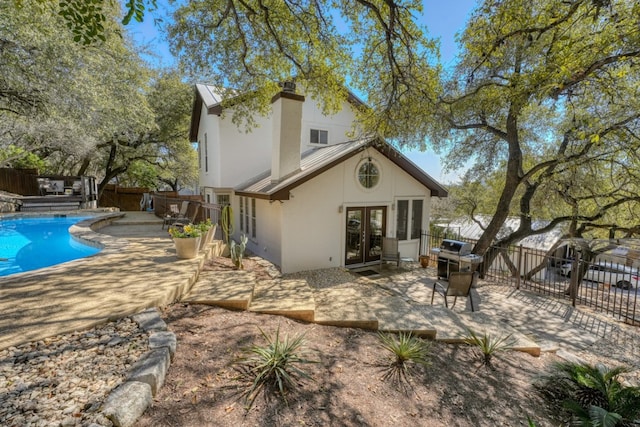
[411,200,423,239]
[310,129,328,145]
[251,198,256,238]
[204,133,209,172]
[244,197,250,235]
[197,139,202,169]
[239,197,245,231]
[396,199,423,241]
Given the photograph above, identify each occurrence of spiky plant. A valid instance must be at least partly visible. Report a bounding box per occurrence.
[378,331,430,386]
[536,361,640,426]
[235,326,316,409]
[464,328,514,370]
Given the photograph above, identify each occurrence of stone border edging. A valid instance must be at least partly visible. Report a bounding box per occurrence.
[97,308,176,427]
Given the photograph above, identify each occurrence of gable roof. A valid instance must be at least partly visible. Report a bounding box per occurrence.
[235,138,449,200]
[189,84,224,141]
[189,83,368,142]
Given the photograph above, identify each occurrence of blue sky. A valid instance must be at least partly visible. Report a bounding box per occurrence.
[127,0,478,184]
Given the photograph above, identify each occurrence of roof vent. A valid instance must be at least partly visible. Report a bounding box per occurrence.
[282,81,296,93]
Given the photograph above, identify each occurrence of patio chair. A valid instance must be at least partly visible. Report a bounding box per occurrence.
[173,201,200,228]
[431,271,477,312]
[162,201,188,230]
[380,237,400,267]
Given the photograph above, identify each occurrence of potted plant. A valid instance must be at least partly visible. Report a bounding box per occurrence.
[197,219,217,250]
[419,254,430,268]
[168,224,202,259]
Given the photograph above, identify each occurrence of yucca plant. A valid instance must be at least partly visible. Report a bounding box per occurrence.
[235,326,316,409]
[378,331,431,386]
[464,328,514,370]
[537,362,640,427]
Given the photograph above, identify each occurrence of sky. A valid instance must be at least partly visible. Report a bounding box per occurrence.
[126,0,479,184]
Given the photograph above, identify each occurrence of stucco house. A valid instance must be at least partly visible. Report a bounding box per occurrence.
[190,83,448,273]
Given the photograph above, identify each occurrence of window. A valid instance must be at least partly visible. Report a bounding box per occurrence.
[239,197,245,231]
[358,159,380,189]
[204,133,209,172]
[411,200,423,239]
[217,194,230,206]
[244,197,250,235]
[396,200,408,240]
[198,140,202,169]
[396,199,423,241]
[310,129,328,145]
[251,198,256,238]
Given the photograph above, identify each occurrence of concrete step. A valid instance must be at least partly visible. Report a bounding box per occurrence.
[249,278,315,322]
[314,287,379,330]
[182,270,254,310]
[434,311,541,356]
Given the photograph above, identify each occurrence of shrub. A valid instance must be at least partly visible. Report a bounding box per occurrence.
[464,328,514,370]
[235,326,316,409]
[378,331,430,386]
[536,362,640,426]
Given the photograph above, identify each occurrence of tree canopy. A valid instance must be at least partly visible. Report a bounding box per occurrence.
[1,0,197,194]
[435,0,640,254]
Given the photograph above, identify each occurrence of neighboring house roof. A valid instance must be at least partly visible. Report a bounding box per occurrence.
[235,138,449,200]
[435,216,566,251]
[189,83,368,142]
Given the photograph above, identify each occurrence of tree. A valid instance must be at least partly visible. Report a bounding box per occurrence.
[167,0,438,134]
[2,0,198,196]
[429,0,640,261]
[116,70,198,192]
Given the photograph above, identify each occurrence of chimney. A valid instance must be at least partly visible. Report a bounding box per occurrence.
[271,82,305,183]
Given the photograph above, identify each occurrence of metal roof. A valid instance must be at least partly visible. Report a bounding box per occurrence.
[235,139,449,200]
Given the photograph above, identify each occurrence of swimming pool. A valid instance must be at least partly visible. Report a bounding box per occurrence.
[0,216,102,277]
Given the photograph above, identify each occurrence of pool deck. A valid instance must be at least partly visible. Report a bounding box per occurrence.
[0,211,204,350]
[0,210,622,358]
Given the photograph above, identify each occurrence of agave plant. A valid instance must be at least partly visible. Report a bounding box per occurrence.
[378,331,430,386]
[235,326,316,409]
[537,361,640,426]
[464,328,514,370]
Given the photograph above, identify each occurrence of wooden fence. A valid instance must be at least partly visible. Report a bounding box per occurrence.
[99,185,156,211]
[0,168,39,195]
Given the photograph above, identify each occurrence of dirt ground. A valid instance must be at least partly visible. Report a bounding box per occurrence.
[137,256,563,427]
[136,303,559,427]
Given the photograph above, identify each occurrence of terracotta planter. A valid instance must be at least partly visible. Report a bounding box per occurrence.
[419,255,430,268]
[173,236,201,259]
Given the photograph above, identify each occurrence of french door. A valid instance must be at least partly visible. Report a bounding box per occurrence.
[345,206,386,266]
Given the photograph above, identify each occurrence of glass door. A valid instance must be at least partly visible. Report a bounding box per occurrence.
[345,208,363,265]
[345,206,386,266]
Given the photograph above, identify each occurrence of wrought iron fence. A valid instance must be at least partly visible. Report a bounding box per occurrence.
[420,231,640,327]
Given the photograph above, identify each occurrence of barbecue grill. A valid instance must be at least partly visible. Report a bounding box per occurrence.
[431,239,483,279]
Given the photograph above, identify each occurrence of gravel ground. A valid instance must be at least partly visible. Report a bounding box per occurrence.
[0,318,148,427]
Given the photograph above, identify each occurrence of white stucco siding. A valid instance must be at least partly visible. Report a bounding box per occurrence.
[301,98,360,150]
[197,104,221,189]
[218,112,273,187]
[278,150,432,273]
[280,165,346,273]
[250,198,283,269]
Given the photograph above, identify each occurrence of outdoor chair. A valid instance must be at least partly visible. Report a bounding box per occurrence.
[380,237,400,267]
[162,201,189,230]
[431,271,478,312]
[173,201,200,228]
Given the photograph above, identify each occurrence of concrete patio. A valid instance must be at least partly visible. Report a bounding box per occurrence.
[0,211,616,358]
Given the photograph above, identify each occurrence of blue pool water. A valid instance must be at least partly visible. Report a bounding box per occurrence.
[0,216,101,277]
